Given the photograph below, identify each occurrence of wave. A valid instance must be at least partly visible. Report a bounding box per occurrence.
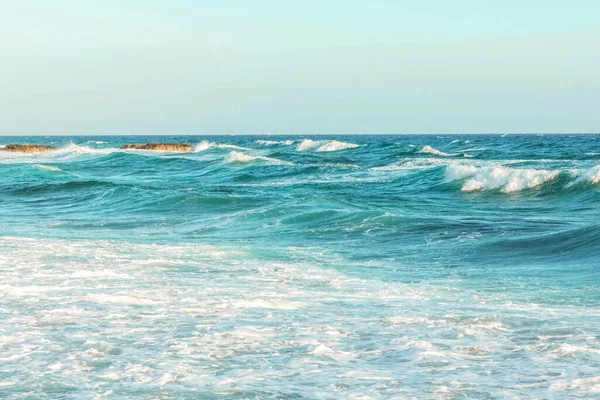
[194,140,251,152]
[56,143,117,156]
[418,145,462,157]
[256,140,295,146]
[551,343,600,358]
[227,151,293,165]
[296,139,321,151]
[32,164,63,172]
[0,143,119,163]
[445,163,561,193]
[296,139,360,152]
[581,165,600,184]
[371,158,600,193]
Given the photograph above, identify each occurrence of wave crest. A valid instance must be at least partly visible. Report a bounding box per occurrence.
[256,140,295,146]
[419,145,461,157]
[195,141,251,152]
[32,164,63,172]
[296,139,360,152]
[227,151,293,165]
[446,163,561,193]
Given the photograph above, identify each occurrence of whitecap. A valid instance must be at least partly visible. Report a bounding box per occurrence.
[296,139,321,151]
[316,140,360,152]
[227,151,293,165]
[234,299,306,309]
[56,143,117,156]
[310,344,355,361]
[445,163,560,193]
[256,139,294,146]
[551,376,600,393]
[419,145,460,157]
[87,294,159,306]
[32,164,62,172]
[551,343,600,358]
[195,140,251,152]
[583,165,600,184]
[296,139,360,152]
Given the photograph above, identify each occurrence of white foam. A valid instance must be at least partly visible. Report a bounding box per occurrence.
[227,151,293,165]
[445,163,560,193]
[0,143,119,164]
[551,376,600,393]
[296,139,360,152]
[296,139,321,151]
[234,299,306,310]
[387,316,434,325]
[87,294,159,306]
[195,140,250,152]
[32,164,62,172]
[310,344,355,361]
[316,140,360,152]
[56,143,117,156]
[256,140,294,146]
[419,145,459,157]
[551,343,600,357]
[583,165,600,184]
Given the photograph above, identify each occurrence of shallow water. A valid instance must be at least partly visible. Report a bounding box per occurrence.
[1,134,599,398]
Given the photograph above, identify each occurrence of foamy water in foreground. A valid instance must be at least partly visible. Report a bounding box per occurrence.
[0,134,599,398]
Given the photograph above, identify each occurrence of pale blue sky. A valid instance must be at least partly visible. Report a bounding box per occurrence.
[1,0,599,134]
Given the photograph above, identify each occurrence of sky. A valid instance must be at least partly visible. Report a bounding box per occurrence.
[1,0,599,134]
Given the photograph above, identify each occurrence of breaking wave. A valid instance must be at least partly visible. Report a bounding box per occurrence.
[194,140,251,152]
[227,151,293,165]
[419,145,462,157]
[296,139,360,152]
[256,140,295,146]
[32,164,63,172]
[445,163,561,192]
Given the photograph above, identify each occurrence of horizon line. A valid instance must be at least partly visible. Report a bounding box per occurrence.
[1,132,599,136]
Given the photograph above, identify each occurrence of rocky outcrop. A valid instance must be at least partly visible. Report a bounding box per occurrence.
[1,144,57,153]
[121,143,193,152]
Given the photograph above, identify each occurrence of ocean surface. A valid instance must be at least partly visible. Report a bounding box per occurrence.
[1,134,599,399]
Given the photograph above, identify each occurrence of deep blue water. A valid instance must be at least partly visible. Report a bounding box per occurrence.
[1,134,599,398]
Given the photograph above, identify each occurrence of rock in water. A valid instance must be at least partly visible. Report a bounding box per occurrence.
[121,143,193,152]
[1,144,56,153]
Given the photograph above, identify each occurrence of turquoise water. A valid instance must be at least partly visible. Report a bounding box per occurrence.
[1,135,599,399]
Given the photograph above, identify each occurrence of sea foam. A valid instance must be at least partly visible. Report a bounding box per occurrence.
[419,145,461,157]
[227,151,293,165]
[195,140,251,152]
[32,164,63,172]
[256,140,295,146]
[446,163,560,192]
[296,139,360,152]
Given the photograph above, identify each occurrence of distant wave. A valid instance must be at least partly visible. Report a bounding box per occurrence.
[296,139,360,152]
[0,144,118,163]
[256,140,295,146]
[227,151,293,165]
[418,145,463,157]
[296,139,320,151]
[445,163,561,193]
[450,139,471,144]
[57,144,117,156]
[194,140,251,152]
[371,158,600,193]
[32,164,63,172]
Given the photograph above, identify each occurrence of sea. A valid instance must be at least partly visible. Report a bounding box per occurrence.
[0,134,599,399]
